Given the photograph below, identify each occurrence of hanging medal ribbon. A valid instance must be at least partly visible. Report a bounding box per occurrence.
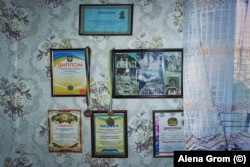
[84,47,92,117]
[106,48,115,126]
[107,49,114,116]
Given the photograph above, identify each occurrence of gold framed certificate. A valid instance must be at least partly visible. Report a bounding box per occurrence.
[153,110,185,157]
[50,48,90,96]
[48,110,82,152]
[91,110,128,158]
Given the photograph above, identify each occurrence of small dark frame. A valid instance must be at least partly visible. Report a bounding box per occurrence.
[79,4,133,35]
[153,110,185,157]
[91,110,128,158]
[112,48,183,98]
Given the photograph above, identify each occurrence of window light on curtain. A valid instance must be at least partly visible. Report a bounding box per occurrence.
[183,0,250,150]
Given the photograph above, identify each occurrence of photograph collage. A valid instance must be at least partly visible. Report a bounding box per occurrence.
[113,49,183,98]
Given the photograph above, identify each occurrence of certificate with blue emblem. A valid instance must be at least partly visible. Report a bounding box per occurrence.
[79,4,133,35]
[91,110,128,158]
[50,48,90,96]
[153,110,185,157]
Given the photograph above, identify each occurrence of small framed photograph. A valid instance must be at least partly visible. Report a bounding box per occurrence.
[112,49,183,98]
[48,109,82,152]
[153,110,185,157]
[91,110,128,158]
[79,4,133,35]
[50,48,89,96]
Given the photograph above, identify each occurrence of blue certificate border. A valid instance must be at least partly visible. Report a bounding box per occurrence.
[79,4,133,35]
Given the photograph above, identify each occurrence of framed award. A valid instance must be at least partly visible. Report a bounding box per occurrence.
[48,109,82,152]
[50,48,89,96]
[79,4,133,35]
[91,110,128,158]
[153,110,185,157]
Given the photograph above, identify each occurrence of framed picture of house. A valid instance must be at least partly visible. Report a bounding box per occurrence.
[112,48,183,98]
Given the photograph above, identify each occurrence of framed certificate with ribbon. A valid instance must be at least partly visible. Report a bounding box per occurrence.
[91,110,128,158]
[79,4,133,35]
[112,48,183,98]
[48,109,82,152]
[50,48,91,96]
[153,110,185,157]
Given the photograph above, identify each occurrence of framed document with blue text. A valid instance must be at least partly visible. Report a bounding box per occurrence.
[50,48,90,96]
[91,110,128,158]
[153,110,185,157]
[48,109,82,152]
[79,4,133,35]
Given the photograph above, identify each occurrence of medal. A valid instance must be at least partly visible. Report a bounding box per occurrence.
[84,108,92,117]
[106,116,114,126]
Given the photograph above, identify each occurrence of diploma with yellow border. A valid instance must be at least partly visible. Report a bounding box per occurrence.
[50,48,88,96]
[48,110,82,152]
[91,110,128,158]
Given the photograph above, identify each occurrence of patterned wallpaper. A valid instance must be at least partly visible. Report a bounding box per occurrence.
[0,0,183,166]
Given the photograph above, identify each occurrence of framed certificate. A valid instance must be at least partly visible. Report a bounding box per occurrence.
[112,48,183,98]
[91,110,128,158]
[50,48,89,96]
[48,110,82,152]
[79,4,133,35]
[153,110,185,157]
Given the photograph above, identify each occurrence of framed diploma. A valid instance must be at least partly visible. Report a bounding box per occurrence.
[48,110,82,152]
[112,48,183,98]
[79,4,133,35]
[153,110,185,157]
[50,48,89,96]
[91,110,128,158]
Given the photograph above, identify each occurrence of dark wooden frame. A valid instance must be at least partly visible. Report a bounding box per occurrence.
[79,4,133,35]
[112,48,183,98]
[91,110,128,158]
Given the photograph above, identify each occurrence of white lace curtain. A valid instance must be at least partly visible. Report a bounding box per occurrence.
[183,0,250,150]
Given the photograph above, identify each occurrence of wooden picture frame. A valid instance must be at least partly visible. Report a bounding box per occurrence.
[79,4,133,35]
[48,109,82,152]
[112,49,183,98]
[50,48,89,96]
[153,110,185,157]
[91,110,128,158]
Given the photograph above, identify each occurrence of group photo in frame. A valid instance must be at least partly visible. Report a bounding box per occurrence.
[79,4,133,35]
[50,48,90,96]
[48,110,82,152]
[112,49,183,98]
[90,110,128,158]
[153,110,185,157]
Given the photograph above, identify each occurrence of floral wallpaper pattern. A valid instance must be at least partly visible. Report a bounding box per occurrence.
[0,0,183,166]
